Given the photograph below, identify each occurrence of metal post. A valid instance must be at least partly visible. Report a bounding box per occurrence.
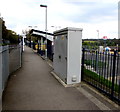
[40,4,48,59]
[29,37,31,48]
[41,37,43,55]
[97,30,99,45]
[37,38,39,53]
[81,48,85,81]
[119,39,120,51]
[95,51,98,72]
[111,50,117,99]
[45,6,47,59]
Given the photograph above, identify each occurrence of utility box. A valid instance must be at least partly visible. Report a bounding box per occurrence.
[53,27,83,84]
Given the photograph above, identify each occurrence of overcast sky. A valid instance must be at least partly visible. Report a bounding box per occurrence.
[0,0,119,39]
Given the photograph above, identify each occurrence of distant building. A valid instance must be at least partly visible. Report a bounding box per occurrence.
[0,18,2,45]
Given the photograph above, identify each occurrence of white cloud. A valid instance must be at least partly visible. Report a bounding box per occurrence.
[0,0,119,39]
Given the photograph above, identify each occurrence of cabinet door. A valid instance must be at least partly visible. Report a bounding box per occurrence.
[53,34,67,83]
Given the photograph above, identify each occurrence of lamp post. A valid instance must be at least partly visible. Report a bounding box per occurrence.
[51,26,61,31]
[97,30,99,45]
[28,26,37,29]
[40,4,48,59]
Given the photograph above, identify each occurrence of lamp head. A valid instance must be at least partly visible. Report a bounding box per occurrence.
[40,5,47,8]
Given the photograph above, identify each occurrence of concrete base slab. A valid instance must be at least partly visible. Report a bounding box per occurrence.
[51,71,80,88]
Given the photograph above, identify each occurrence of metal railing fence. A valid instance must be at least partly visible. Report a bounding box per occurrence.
[82,48,120,104]
[0,45,22,101]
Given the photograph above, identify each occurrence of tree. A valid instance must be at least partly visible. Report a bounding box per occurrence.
[2,19,19,44]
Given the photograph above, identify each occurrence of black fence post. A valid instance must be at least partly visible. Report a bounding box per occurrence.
[111,50,117,99]
[95,51,98,71]
[81,48,85,81]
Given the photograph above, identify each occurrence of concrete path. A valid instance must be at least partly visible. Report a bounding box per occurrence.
[2,46,104,110]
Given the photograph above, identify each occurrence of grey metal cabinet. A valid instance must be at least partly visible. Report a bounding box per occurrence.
[53,27,83,84]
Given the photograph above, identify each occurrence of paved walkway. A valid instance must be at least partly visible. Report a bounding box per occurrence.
[2,46,118,110]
